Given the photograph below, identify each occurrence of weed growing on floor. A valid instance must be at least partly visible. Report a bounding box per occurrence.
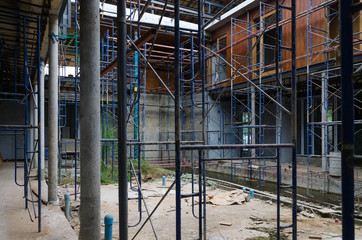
[101,161,118,185]
[100,158,171,185]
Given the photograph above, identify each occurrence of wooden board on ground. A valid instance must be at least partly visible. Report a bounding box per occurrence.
[0,152,3,165]
[219,222,232,226]
[308,236,322,239]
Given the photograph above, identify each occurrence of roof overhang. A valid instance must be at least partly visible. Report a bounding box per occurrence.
[205,0,259,32]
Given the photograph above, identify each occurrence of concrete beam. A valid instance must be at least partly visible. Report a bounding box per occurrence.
[40,0,65,60]
[98,1,198,31]
[205,0,259,32]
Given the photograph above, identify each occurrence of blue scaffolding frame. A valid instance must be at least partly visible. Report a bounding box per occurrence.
[0,10,42,232]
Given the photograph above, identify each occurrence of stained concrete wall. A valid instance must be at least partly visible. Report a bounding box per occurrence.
[139,93,175,162]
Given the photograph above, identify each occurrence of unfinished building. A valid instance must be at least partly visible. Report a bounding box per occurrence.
[0,0,361,239]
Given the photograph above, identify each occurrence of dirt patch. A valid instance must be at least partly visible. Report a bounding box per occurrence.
[58,176,362,239]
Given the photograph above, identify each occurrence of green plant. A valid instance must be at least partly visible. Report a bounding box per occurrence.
[131,158,171,179]
[101,161,118,185]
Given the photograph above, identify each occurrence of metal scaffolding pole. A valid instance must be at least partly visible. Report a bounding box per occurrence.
[118,0,128,239]
[40,60,45,177]
[37,15,42,233]
[79,0,101,238]
[174,0,181,239]
[340,0,355,238]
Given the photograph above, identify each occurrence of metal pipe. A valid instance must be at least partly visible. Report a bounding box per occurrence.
[198,150,202,239]
[340,0,355,238]
[74,0,79,201]
[118,0,128,238]
[47,14,58,205]
[291,0,298,238]
[64,192,70,220]
[181,144,295,150]
[79,0,101,238]
[37,16,42,232]
[276,149,280,239]
[202,150,206,240]
[39,61,45,178]
[104,214,114,240]
[174,0,181,238]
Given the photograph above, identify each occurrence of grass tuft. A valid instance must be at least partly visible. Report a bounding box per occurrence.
[100,158,171,185]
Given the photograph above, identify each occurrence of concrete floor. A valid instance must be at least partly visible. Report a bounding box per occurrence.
[0,162,77,240]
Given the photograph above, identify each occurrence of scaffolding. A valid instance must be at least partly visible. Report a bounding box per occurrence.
[24,0,361,238]
[0,10,42,232]
[305,0,362,200]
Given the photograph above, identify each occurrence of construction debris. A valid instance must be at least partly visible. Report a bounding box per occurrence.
[301,211,315,218]
[206,189,246,206]
[250,215,267,222]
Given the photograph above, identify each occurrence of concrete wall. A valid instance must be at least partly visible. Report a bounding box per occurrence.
[0,101,25,160]
[141,93,175,162]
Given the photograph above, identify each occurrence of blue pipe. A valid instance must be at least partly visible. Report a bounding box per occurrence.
[134,31,139,160]
[64,192,70,219]
[74,0,79,201]
[104,214,114,240]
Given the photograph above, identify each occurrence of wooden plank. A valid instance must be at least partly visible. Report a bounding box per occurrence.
[308,236,322,239]
[219,222,232,226]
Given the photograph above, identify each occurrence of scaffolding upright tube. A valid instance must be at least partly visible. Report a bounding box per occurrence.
[118,0,128,238]
[174,0,181,238]
[340,0,355,238]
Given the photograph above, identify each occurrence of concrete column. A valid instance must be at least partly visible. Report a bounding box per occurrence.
[48,14,59,205]
[79,0,101,239]
[321,73,328,172]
